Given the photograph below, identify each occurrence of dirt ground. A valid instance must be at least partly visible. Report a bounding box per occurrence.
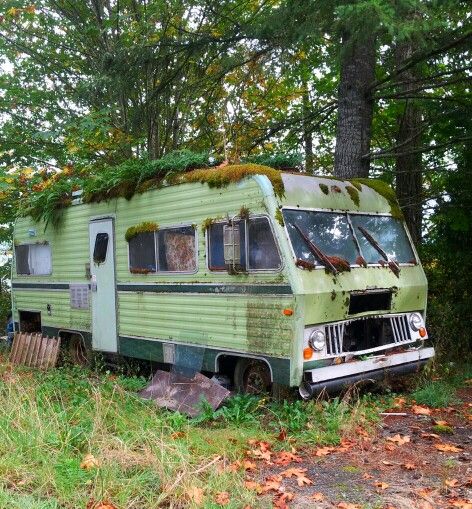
[244,387,472,509]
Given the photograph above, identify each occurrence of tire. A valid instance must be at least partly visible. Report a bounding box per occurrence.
[234,358,272,395]
[66,334,92,367]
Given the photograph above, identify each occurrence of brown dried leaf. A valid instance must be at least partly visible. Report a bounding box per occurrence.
[403,463,416,470]
[315,446,335,456]
[374,481,389,490]
[412,405,432,415]
[386,434,410,446]
[274,492,294,509]
[435,443,463,453]
[214,491,230,505]
[259,478,281,494]
[244,480,261,492]
[337,503,361,509]
[311,492,324,501]
[434,420,449,426]
[273,451,302,466]
[445,479,460,487]
[80,454,100,470]
[450,499,472,509]
[187,487,204,506]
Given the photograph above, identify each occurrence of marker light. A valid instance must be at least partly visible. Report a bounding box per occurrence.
[283,308,293,316]
[303,347,314,360]
[419,327,427,338]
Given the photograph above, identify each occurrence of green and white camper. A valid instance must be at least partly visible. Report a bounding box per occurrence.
[11,166,434,396]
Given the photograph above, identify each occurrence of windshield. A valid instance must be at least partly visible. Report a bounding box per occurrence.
[283,209,416,267]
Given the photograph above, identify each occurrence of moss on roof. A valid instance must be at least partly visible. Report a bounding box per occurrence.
[177,163,285,198]
[352,178,403,219]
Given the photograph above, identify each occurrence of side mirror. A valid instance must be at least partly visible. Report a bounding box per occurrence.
[223,223,244,273]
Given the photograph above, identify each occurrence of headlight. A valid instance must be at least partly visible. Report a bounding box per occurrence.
[309,329,326,351]
[409,312,423,331]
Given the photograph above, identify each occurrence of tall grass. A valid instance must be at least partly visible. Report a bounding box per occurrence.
[0,362,391,508]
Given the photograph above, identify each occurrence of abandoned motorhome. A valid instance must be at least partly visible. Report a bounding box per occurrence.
[11,165,434,396]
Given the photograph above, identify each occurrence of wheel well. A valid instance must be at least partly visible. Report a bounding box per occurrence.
[215,354,273,382]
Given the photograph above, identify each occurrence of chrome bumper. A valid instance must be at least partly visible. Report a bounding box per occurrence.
[300,347,434,399]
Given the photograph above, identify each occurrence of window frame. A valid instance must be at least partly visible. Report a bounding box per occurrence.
[282,206,418,269]
[15,242,53,276]
[206,214,283,273]
[127,223,198,275]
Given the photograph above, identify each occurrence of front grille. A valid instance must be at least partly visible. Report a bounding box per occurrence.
[325,315,412,356]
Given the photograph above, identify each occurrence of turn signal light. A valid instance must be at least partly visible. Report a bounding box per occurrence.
[283,308,293,316]
[419,327,427,338]
[303,347,314,360]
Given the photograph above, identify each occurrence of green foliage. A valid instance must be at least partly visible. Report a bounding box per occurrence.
[124,222,159,242]
[275,208,284,227]
[412,380,461,408]
[242,153,302,170]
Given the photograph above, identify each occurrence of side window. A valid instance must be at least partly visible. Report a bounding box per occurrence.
[247,217,281,270]
[157,226,197,272]
[128,232,156,273]
[15,243,52,275]
[93,232,109,264]
[208,222,246,270]
[208,217,280,271]
[127,225,197,274]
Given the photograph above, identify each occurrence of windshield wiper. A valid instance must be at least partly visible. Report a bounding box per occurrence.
[294,223,338,275]
[357,226,400,277]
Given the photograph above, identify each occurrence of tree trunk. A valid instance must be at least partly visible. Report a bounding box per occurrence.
[395,43,423,245]
[334,32,376,178]
[303,87,314,172]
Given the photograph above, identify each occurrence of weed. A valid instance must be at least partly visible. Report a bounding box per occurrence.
[412,380,461,408]
[432,424,454,434]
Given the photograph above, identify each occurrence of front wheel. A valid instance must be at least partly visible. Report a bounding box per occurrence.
[233,358,272,395]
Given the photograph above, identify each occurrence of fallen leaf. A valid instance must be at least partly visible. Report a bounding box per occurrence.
[80,454,99,470]
[375,481,389,490]
[315,446,335,456]
[311,492,324,501]
[434,420,449,426]
[418,501,434,509]
[435,443,463,453]
[417,487,434,498]
[382,460,394,466]
[277,429,287,441]
[403,463,416,470]
[170,431,185,439]
[259,477,281,493]
[362,473,374,479]
[274,492,294,509]
[214,491,230,505]
[385,443,396,451]
[337,503,361,509]
[273,451,302,465]
[412,405,432,415]
[393,397,406,408]
[386,434,410,446]
[244,480,261,492]
[280,467,312,486]
[450,499,472,509]
[445,479,460,487]
[187,487,204,505]
[94,503,117,509]
[421,433,441,440]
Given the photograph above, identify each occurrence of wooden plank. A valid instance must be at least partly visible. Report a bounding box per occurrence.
[37,335,48,369]
[50,337,61,368]
[9,332,21,364]
[42,337,54,370]
[24,333,38,367]
[18,333,31,365]
[30,333,42,368]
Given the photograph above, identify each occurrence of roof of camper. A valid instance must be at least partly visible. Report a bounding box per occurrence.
[278,173,402,218]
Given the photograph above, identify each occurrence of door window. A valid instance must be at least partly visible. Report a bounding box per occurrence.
[93,233,109,264]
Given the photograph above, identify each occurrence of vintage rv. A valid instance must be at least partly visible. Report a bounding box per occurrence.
[11,167,434,396]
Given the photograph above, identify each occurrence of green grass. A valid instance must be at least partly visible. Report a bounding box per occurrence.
[411,380,461,407]
[0,362,390,508]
